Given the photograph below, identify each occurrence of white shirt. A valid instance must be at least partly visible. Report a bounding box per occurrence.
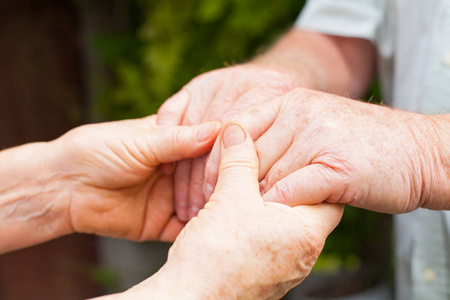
[296,1,450,299]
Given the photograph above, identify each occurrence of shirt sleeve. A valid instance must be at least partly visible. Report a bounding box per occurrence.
[295,0,387,42]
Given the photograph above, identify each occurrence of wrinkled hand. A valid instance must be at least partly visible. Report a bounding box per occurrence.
[157,63,306,221]
[205,88,446,214]
[118,122,343,300]
[53,115,220,241]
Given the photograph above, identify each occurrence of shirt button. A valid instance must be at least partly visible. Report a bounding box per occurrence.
[443,52,450,68]
[422,267,436,283]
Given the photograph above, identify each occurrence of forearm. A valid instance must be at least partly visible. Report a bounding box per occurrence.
[94,263,218,300]
[252,28,376,98]
[0,142,72,253]
[421,114,450,210]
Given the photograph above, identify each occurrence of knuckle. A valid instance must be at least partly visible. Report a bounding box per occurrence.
[272,180,293,205]
[299,229,325,270]
[169,128,184,148]
[219,159,258,175]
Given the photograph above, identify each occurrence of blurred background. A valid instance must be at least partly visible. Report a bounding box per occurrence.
[0,0,392,299]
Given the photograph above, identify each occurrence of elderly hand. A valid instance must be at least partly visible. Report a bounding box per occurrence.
[54,115,221,241]
[157,62,307,222]
[205,88,450,214]
[0,115,220,253]
[110,122,343,300]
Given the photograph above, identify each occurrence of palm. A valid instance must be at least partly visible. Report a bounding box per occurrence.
[52,115,218,242]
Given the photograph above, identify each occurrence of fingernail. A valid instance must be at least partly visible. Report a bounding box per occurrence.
[204,183,214,200]
[176,203,188,222]
[197,122,219,142]
[259,179,267,196]
[189,206,200,220]
[222,123,246,149]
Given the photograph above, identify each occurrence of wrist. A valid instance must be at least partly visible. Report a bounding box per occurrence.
[122,263,216,299]
[418,115,450,210]
[0,141,73,253]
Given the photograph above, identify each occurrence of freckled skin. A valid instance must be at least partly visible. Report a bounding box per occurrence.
[205,88,450,214]
[114,123,343,300]
[158,63,308,222]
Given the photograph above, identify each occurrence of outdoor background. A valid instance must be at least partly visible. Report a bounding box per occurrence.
[0,0,391,299]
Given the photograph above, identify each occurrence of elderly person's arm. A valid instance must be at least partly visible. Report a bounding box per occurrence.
[0,116,220,253]
[94,122,343,300]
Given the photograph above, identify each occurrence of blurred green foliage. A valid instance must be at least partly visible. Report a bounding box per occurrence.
[93,0,305,120]
[92,0,390,278]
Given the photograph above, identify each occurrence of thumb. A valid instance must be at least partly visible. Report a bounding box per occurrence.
[148,121,221,164]
[212,122,261,203]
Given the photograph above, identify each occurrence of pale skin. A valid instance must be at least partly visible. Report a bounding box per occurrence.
[0,115,221,253]
[157,28,376,221]
[0,118,343,299]
[203,88,450,214]
[96,123,343,300]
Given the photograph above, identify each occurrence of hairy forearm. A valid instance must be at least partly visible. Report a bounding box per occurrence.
[253,29,376,98]
[0,142,71,253]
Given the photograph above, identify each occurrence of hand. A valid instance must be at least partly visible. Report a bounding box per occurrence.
[114,122,343,300]
[54,115,220,241]
[205,88,449,214]
[157,62,307,221]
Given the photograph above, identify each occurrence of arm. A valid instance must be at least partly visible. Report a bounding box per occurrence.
[0,116,220,253]
[422,115,450,210]
[0,142,71,253]
[254,29,376,98]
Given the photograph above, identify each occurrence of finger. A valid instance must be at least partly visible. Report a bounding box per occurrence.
[174,159,192,222]
[149,122,220,222]
[254,117,296,181]
[204,100,280,198]
[148,121,221,164]
[291,203,344,237]
[165,79,222,223]
[262,164,349,206]
[157,90,190,126]
[159,162,176,175]
[212,122,260,203]
[258,134,316,196]
[203,138,221,201]
[139,175,173,240]
[159,216,185,242]
[187,155,207,220]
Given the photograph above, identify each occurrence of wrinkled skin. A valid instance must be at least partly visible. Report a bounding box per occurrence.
[204,88,447,214]
[157,63,307,221]
[53,115,220,241]
[116,123,343,300]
